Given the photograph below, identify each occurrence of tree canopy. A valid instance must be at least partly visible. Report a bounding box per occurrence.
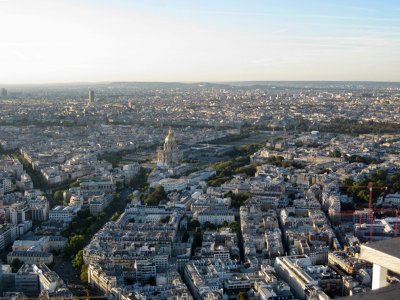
[72,250,84,271]
[65,234,85,256]
[144,185,167,205]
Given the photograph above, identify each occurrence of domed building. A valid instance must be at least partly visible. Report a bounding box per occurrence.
[157,127,183,168]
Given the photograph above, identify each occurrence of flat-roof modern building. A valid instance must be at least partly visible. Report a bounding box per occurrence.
[360,237,400,290]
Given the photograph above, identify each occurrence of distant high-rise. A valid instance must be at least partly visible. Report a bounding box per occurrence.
[1,88,7,97]
[88,90,95,103]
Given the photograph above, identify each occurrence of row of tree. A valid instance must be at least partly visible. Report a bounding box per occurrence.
[206,144,265,187]
[71,250,88,282]
[63,192,126,284]
[223,191,251,209]
[342,170,400,203]
[142,185,167,206]
[319,118,400,135]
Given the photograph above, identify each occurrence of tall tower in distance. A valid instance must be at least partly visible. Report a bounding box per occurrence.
[88,90,95,104]
[1,88,7,97]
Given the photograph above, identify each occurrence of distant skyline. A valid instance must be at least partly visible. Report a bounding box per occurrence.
[1,0,400,84]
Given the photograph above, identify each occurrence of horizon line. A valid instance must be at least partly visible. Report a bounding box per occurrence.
[1,79,400,86]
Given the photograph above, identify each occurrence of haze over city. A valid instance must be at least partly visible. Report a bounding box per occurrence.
[1,0,400,84]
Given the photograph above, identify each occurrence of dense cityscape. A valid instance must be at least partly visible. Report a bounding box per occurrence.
[0,82,400,299]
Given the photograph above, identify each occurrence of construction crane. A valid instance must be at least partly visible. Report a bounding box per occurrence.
[339,183,388,241]
[337,208,399,239]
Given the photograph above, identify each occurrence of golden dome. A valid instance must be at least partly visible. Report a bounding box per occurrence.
[165,127,175,143]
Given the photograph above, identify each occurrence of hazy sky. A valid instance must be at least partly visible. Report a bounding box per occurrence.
[1,0,400,83]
